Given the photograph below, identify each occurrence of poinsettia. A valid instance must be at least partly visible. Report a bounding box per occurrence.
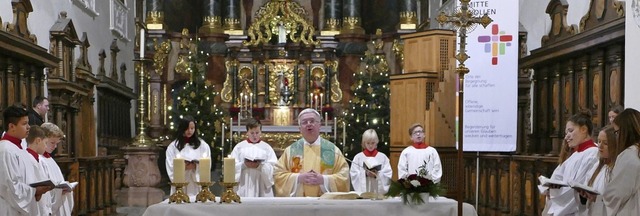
[385,161,445,205]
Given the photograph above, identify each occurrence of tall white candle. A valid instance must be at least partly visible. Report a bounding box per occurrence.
[173,153,186,183]
[139,28,145,58]
[229,117,233,145]
[324,112,328,127]
[342,122,346,147]
[223,157,235,183]
[199,152,211,182]
[314,95,318,110]
[320,93,324,109]
[221,123,225,160]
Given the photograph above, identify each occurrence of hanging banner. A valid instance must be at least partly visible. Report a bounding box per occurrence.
[459,0,518,152]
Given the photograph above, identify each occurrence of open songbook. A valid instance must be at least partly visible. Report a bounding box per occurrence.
[319,191,382,200]
[242,146,267,162]
[569,181,600,195]
[29,180,79,191]
[538,176,568,187]
[363,158,382,171]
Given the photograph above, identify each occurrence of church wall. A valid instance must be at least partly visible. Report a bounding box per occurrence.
[0,0,137,141]
[626,0,640,109]
[519,0,591,54]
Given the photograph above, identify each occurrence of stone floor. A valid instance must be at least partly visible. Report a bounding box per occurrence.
[115,168,223,216]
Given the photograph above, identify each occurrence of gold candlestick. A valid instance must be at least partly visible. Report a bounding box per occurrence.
[195,182,216,203]
[169,182,190,204]
[219,182,241,204]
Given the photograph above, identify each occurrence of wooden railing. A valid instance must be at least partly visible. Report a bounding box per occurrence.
[57,156,123,216]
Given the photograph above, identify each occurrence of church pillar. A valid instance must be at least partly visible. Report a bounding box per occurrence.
[145,0,165,30]
[341,0,364,35]
[399,0,418,30]
[117,146,164,207]
[224,0,243,35]
[321,0,342,36]
[200,0,224,34]
[198,16,229,99]
[335,34,367,105]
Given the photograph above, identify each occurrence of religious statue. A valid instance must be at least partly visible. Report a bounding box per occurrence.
[278,74,292,106]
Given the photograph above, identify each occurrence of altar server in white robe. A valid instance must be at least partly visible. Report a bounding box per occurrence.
[544,112,599,216]
[397,123,442,183]
[603,108,640,215]
[165,116,211,196]
[350,129,392,195]
[25,125,55,216]
[574,126,615,216]
[0,105,51,215]
[230,118,278,197]
[40,123,73,216]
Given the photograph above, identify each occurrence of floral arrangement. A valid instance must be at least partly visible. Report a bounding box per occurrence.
[385,161,445,205]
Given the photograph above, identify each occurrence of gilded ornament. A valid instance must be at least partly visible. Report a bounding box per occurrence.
[244,0,319,46]
[190,92,196,98]
[367,86,373,94]
[153,39,171,76]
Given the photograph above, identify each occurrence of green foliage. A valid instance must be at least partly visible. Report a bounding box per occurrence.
[385,161,446,205]
[170,49,228,164]
[342,48,390,159]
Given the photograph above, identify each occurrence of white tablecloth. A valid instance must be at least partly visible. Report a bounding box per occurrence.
[142,196,477,216]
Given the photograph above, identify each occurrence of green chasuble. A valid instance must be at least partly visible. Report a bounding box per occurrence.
[274,138,350,197]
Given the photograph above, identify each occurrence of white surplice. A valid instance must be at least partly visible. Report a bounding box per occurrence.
[0,140,38,216]
[397,146,443,183]
[603,145,640,216]
[546,146,599,216]
[575,163,608,216]
[165,138,211,196]
[229,140,278,197]
[350,152,392,194]
[23,151,50,216]
[41,156,74,216]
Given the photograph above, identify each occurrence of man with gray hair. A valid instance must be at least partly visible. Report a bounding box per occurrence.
[274,108,349,197]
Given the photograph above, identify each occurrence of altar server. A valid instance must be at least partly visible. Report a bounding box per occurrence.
[229,118,278,197]
[545,112,599,216]
[575,126,616,216]
[40,123,74,216]
[397,123,442,183]
[165,116,211,196]
[350,129,392,194]
[0,105,51,215]
[603,108,640,215]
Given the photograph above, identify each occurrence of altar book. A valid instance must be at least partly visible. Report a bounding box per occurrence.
[319,191,380,200]
[29,180,78,191]
[538,176,568,187]
[363,158,382,171]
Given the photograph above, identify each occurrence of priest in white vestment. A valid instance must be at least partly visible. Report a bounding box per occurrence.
[40,123,74,216]
[544,113,599,216]
[274,109,350,197]
[398,124,442,183]
[0,106,50,215]
[230,118,278,197]
[603,109,640,216]
[165,116,212,196]
[350,129,392,194]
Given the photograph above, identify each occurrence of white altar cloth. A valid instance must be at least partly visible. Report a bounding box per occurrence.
[142,196,477,216]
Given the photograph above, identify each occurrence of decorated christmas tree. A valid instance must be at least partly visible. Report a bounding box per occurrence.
[342,36,391,159]
[169,48,228,166]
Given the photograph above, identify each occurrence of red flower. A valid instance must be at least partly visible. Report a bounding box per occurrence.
[407,174,418,181]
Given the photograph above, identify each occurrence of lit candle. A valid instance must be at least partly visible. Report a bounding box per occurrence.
[199,152,211,182]
[139,28,145,58]
[240,93,244,115]
[314,95,318,110]
[310,93,314,108]
[223,157,235,183]
[324,112,328,127]
[173,153,186,183]
[249,93,253,113]
[320,93,324,109]
[229,117,233,145]
[221,122,225,151]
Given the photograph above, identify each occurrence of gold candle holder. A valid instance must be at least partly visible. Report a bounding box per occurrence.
[169,182,191,204]
[195,182,216,203]
[219,182,241,204]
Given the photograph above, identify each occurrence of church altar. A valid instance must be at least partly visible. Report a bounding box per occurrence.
[142,196,477,216]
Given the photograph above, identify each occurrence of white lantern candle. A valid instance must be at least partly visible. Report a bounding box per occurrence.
[173,153,186,183]
[199,152,211,182]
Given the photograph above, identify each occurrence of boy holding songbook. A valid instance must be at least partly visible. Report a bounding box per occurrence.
[0,105,52,215]
[41,122,75,216]
[350,129,392,195]
[25,125,56,215]
[229,118,278,197]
